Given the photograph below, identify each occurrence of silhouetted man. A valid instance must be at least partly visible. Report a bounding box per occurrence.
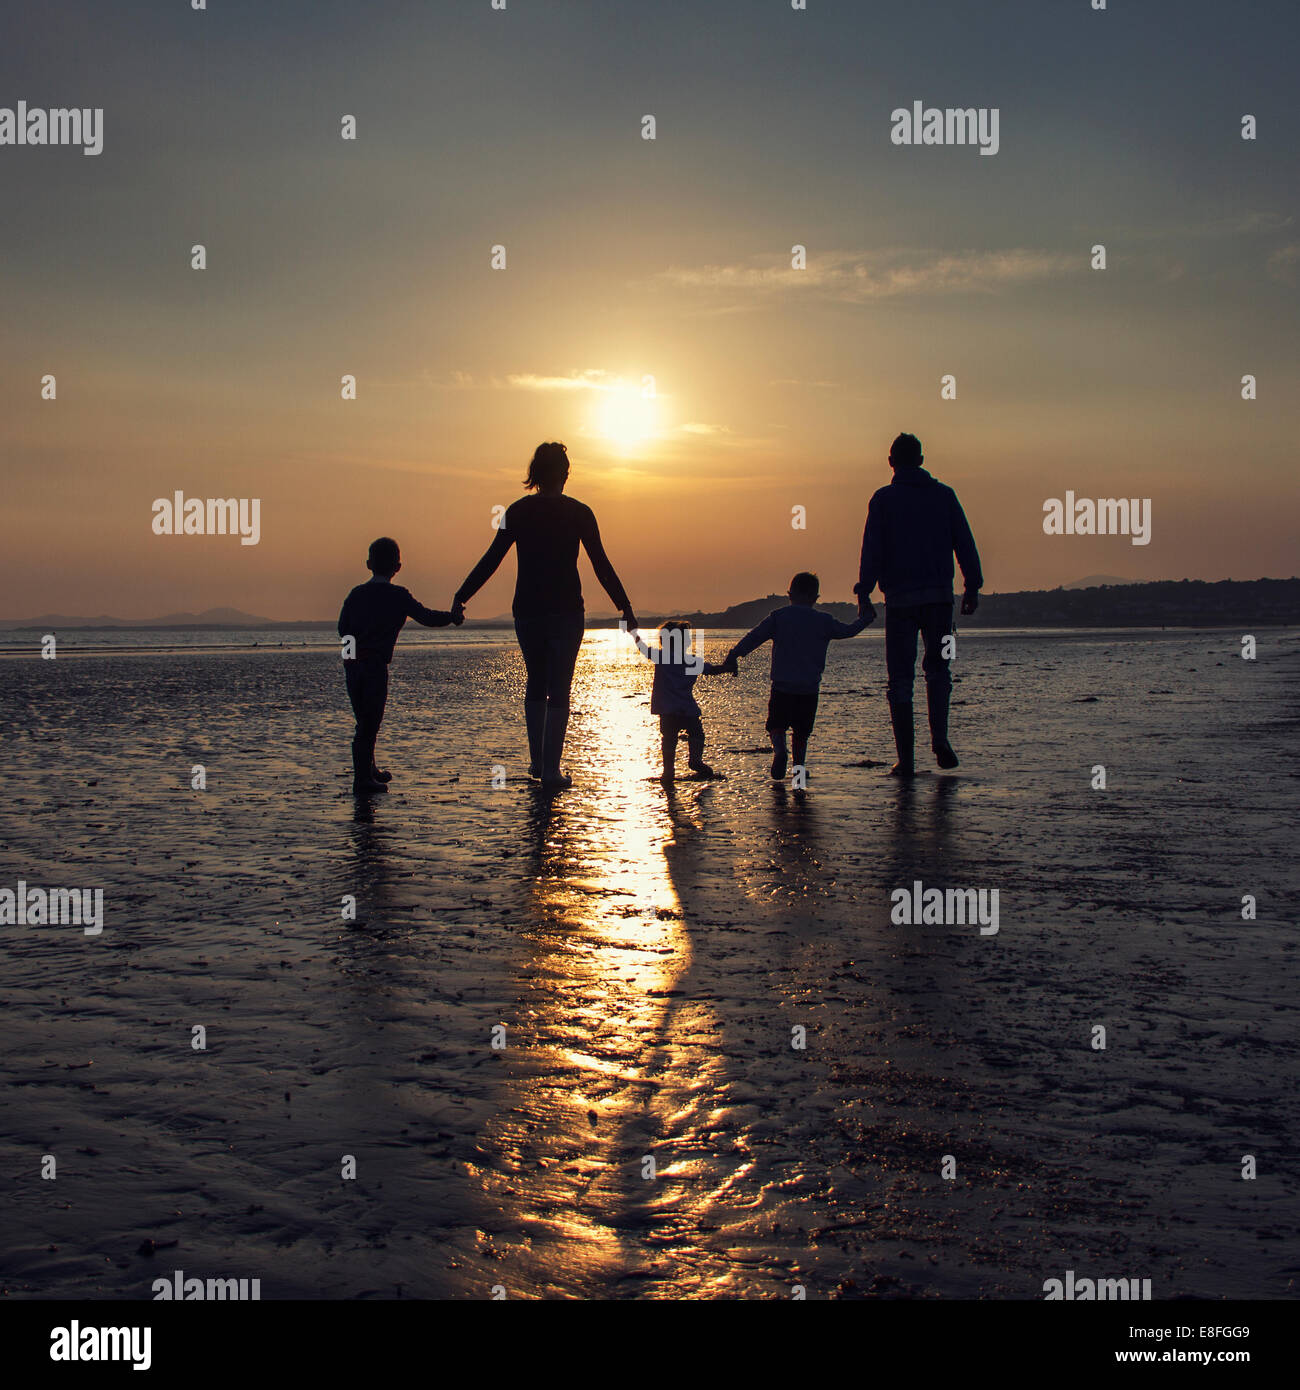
[855,433,982,775]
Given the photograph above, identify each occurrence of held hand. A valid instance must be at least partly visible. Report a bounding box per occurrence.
[451,600,466,626]
[621,608,639,634]
[961,591,979,616]
[860,602,877,625]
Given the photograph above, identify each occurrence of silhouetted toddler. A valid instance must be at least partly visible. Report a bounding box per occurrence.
[635,621,728,782]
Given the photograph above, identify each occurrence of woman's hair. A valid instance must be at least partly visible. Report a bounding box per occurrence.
[523,441,570,491]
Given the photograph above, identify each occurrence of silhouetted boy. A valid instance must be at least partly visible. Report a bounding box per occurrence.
[634,621,728,782]
[338,537,457,795]
[723,572,870,781]
[855,433,982,775]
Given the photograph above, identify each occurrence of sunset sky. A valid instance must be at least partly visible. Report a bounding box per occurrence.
[2,0,1296,620]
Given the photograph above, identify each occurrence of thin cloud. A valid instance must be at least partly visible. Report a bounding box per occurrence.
[654,248,1077,303]
[1267,244,1300,286]
[505,370,618,392]
[768,378,841,389]
[1118,210,1294,242]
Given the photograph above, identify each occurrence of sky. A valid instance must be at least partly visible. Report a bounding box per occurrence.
[2,0,1297,620]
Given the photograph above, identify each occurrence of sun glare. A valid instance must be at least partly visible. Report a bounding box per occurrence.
[591,381,661,451]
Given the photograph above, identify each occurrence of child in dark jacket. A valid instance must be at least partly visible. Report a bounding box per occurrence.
[338,537,458,795]
[723,572,870,781]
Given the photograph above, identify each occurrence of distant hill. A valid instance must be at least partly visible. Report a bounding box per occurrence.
[651,579,1298,630]
[0,607,274,630]
[966,577,1299,627]
[4,579,1296,631]
[666,594,859,629]
[1063,575,1132,590]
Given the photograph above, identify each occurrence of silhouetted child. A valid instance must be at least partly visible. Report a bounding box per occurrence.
[634,621,728,782]
[723,572,871,781]
[338,537,458,795]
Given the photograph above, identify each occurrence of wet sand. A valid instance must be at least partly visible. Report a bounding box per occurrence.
[1,627,1297,1299]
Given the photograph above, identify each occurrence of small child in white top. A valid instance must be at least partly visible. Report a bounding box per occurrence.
[633,621,728,782]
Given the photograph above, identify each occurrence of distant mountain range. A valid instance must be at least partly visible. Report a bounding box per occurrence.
[657,578,1299,630]
[0,607,274,630]
[960,578,1299,628]
[3,579,1297,630]
[1062,574,1132,589]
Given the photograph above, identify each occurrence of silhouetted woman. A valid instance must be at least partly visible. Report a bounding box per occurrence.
[453,442,637,787]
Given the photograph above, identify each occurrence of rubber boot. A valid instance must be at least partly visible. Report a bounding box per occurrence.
[524,700,546,778]
[888,700,915,777]
[770,732,788,780]
[686,730,713,778]
[791,734,809,785]
[540,701,572,787]
[927,682,959,769]
[352,741,387,795]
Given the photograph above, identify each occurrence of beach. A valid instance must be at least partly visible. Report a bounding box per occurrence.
[1,626,1297,1299]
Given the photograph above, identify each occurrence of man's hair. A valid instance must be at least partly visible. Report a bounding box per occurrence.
[524,441,570,491]
[889,432,923,468]
[790,571,820,600]
[367,537,401,575]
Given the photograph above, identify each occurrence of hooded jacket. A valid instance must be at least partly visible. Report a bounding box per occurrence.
[856,466,982,607]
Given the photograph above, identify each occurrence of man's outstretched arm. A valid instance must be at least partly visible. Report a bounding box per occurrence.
[952,493,983,612]
[855,497,885,613]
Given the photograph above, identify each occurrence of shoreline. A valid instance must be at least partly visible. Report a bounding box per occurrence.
[0,624,1286,660]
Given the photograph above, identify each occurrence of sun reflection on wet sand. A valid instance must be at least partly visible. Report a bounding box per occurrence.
[470,630,732,1295]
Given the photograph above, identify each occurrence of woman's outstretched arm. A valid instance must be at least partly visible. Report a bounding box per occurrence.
[579,508,635,624]
[454,528,515,611]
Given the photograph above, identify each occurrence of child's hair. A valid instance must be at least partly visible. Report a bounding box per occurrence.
[789,571,819,601]
[367,537,401,576]
[523,441,570,491]
[658,620,693,663]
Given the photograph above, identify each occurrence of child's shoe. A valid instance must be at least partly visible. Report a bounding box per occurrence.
[352,776,388,795]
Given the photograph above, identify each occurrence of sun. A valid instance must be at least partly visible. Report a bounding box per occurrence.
[591,380,661,451]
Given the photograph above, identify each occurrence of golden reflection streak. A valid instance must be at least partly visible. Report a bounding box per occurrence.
[472,626,727,1294]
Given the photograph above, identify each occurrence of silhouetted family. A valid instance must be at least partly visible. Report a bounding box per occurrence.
[339,434,982,795]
